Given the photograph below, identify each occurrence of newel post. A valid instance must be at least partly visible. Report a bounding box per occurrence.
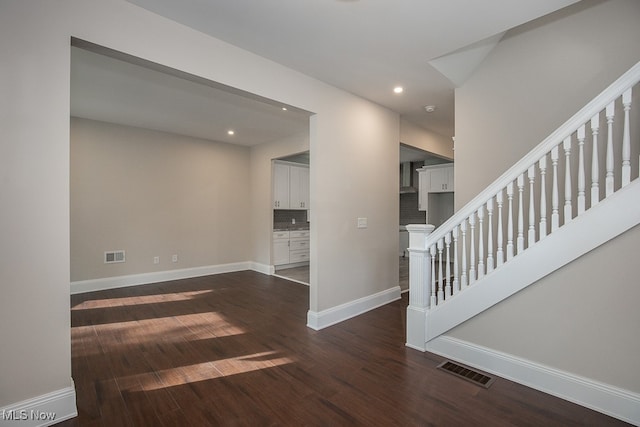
[405,224,435,351]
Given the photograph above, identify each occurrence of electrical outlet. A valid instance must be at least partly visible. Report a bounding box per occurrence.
[172,254,178,263]
[357,217,368,229]
[153,256,160,264]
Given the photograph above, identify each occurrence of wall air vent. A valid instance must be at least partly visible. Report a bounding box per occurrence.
[437,360,494,388]
[104,250,126,264]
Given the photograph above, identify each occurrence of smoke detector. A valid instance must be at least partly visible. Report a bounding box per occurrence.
[424,105,436,113]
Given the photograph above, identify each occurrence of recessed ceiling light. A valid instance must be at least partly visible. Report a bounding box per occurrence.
[393,86,404,94]
[282,107,288,111]
[424,105,436,113]
[227,130,235,135]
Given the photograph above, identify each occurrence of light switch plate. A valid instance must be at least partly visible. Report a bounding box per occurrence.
[357,217,367,228]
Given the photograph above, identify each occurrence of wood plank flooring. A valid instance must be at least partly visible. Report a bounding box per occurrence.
[59,271,629,426]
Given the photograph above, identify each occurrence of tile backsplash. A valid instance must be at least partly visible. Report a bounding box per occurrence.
[274,210,308,227]
[400,192,426,225]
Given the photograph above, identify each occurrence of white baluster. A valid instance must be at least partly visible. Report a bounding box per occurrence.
[517,174,524,254]
[460,219,468,288]
[469,213,476,284]
[437,239,444,303]
[477,207,485,279]
[486,198,494,273]
[430,245,437,307]
[445,232,452,298]
[527,165,535,248]
[452,225,459,294]
[591,114,600,207]
[539,156,547,239]
[563,136,573,224]
[551,146,560,231]
[622,88,632,187]
[506,182,514,260]
[577,125,586,215]
[496,190,504,267]
[605,102,615,197]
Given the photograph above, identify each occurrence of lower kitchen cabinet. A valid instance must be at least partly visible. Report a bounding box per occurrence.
[273,231,291,265]
[273,229,310,267]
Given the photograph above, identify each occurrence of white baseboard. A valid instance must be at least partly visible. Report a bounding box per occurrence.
[250,262,274,275]
[426,335,640,425]
[0,382,77,427]
[307,286,401,330]
[70,261,253,294]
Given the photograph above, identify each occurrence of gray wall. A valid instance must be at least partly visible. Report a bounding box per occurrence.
[0,0,399,407]
[451,0,640,392]
[71,117,252,281]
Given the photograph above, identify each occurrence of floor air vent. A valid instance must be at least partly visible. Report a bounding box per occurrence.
[437,361,495,388]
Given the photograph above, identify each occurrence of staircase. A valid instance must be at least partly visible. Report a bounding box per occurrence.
[406,61,639,348]
[405,62,640,422]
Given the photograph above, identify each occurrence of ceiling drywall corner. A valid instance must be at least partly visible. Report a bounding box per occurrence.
[429,32,505,88]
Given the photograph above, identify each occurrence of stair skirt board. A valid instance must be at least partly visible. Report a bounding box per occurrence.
[70,261,272,294]
[424,179,640,342]
[307,286,401,330]
[426,336,640,425]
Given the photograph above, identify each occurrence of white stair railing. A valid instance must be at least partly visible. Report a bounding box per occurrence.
[407,61,640,349]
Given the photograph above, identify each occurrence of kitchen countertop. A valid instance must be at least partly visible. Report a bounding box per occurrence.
[274,224,310,231]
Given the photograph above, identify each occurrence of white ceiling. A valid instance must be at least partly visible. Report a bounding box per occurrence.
[71,1,581,153]
[126,0,580,137]
[71,46,311,146]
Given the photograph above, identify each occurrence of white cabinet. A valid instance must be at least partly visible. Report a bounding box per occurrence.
[273,229,310,266]
[289,230,310,263]
[289,165,309,209]
[273,163,290,209]
[418,164,455,225]
[428,166,454,192]
[272,231,290,265]
[273,161,309,210]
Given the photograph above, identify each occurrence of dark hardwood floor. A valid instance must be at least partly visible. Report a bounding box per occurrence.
[59,271,628,426]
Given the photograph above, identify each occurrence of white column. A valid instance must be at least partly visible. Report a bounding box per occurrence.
[486,198,494,273]
[516,174,525,254]
[496,190,504,267]
[590,114,600,207]
[605,102,615,197]
[460,219,468,288]
[445,232,452,298]
[477,207,485,279]
[527,165,536,248]
[452,225,459,295]
[539,156,547,239]
[437,238,444,303]
[551,146,560,232]
[577,125,586,215]
[563,136,573,224]
[622,88,632,187]
[469,213,476,284]
[506,182,514,261]
[406,224,435,351]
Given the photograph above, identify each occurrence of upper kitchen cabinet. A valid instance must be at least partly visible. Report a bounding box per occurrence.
[426,164,454,193]
[289,165,309,209]
[418,163,454,212]
[273,162,290,209]
[273,161,309,210]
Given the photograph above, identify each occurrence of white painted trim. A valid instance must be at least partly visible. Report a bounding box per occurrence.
[0,382,77,427]
[307,286,401,330]
[250,262,274,275]
[70,262,252,294]
[424,179,640,341]
[426,61,640,247]
[426,336,640,425]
